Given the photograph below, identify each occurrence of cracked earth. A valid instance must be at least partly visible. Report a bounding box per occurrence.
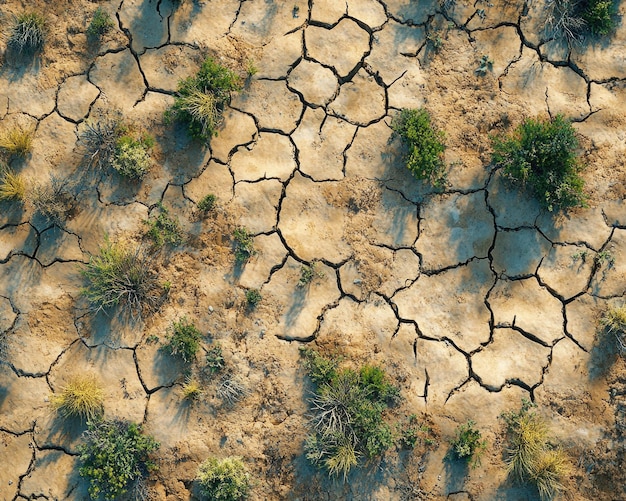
[1,0,626,499]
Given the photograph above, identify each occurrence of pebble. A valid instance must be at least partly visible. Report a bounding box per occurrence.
[208,306,214,313]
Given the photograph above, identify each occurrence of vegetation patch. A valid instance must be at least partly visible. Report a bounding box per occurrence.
[600,304,626,355]
[181,376,203,402]
[545,0,617,44]
[298,261,325,288]
[391,107,447,188]
[7,12,46,54]
[112,133,154,179]
[27,176,75,226]
[245,288,262,308]
[144,204,183,248]
[78,419,159,500]
[450,420,487,468]
[197,193,217,213]
[0,125,34,157]
[197,456,250,501]
[301,348,402,480]
[163,317,202,363]
[0,166,26,202]
[79,118,125,170]
[502,401,571,500]
[491,114,586,211]
[233,227,255,264]
[81,237,166,320]
[166,57,242,144]
[50,374,104,421]
[87,7,114,38]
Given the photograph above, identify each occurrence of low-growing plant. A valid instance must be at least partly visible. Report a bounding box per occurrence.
[164,317,202,363]
[7,12,46,54]
[50,374,104,421]
[298,261,324,288]
[545,0,617,46]
[594,249,614,267]
[0,166,26,201]
[81,237,166,319]
[181,376,203,401]
[398,414,435,449]
[245,288,261,308]
[197,193,217,212]
[217,374,249,405]
[599,304,626,354]
[391,107,447,188]
[582,0,616,35]
[475,55,493,76]
[197,456,250,501]
[245,58,258,78]
[205,344,226,376]
[27,175,75,226]
[450,420,487,467]
[78,419,159,500]
[502,400,571,500]
[144,204,183,248]
[87,7,114,38]
[79,118,125,170]
[112,134,153,179]
[0,125,34,157]
[491,114,586,211]
[166,57,242,144]
[233,227,255,263]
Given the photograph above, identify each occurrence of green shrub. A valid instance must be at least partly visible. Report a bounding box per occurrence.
[450,420,487,467]
[491,114,586,211]
[0,125,34,157]
[245,288,261,308]
[112,134,153,179]
[0,166,26,201]
[545,0,616,44]
[391,107,447,188]
[164,317,202,363]
[145,204,183,248]
[298,261,324,288]
[81,237,166,319]
[205,344,226,376]
[302,350,401,479]
[78,419,159,500]
[197,456,250,501]
[87,7,114,38]
[502,401,571,500]
[197,193,217,212]
[166,58,242,144]
[8,12,46,54]
[233,227,255,263]
[582,0,615,35]
[50,374,104,421]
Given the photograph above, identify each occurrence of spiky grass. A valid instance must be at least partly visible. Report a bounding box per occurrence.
[177,90,221,139]
[0,125,34,157]
[0,167,26,201]
[181,376,203,401]
[7,12,46,54]
[325,436,359,481]
[531,448,570,500]
[26,175,74,226]
[309,372,361,440]
[600,304,626,354]
[50,375,104,421]
[81,237,165,320]
[79,118,123,170]
[506,412,549,482]
[216,374,249,405]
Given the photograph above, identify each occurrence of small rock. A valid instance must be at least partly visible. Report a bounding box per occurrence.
[208,306,214,313]
[353,279,362,285]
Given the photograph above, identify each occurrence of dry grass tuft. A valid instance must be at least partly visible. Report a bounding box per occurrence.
[51,374,104,421]
[0,125,34,157]
[0,166,26,201]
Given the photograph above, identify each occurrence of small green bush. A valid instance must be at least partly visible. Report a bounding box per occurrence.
[166,58,242,144]
[145,204,183,248]
[245,288,262,308]
[78,419,159,500]
[233,227,255,263]
[391,107,447,188]
[582,0,615,35]
[8,12,46,54]
[298,261,324,288]
[50,374,104,421]
[491,114,586,211]
[112,134,153,179]
[450,420,487,467]
[164,317,202,363]
[87,7,114,38]
[197,193,217,212]
[81,237,166,319]
[197,456,250,501]
[205,344,225,376]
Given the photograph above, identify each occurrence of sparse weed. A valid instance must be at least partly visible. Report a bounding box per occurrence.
[87,7,114,38]
[197,456,250,501]
[599,304,626,354]
[398,414,436,449]
[233,227,255,263]
[245,58,258,78]
[475,55,493,76]
[7,12,46,54]
[81,237,166,320]
[164,317,202,363]
[205,344,225,377]
[491,114,586,211]
[217,374,249,405]
[0,166,26,201]
[0,125,34,157]
[197,193,217,212]
[391,108,447,189]
[571,249,588,263]
[594,249,614,267]
[50,374,104,421]
[166,57,242,144]
[450,420,487,467]
[78,419,159,500]
[144,204,183,248]
[79,118,125,170]
[298,261,325,288]
[245,288,262,308]
[27,175,75,226]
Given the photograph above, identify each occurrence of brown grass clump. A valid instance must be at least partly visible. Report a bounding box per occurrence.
[51,374,104,421]
[600,304,626,354]
[0,166,26,201]
[0,125,34,157]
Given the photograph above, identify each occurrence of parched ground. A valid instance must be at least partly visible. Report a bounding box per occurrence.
[1,0,626,500]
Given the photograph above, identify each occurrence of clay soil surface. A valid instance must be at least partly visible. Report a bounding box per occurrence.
[1,0,626,500]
